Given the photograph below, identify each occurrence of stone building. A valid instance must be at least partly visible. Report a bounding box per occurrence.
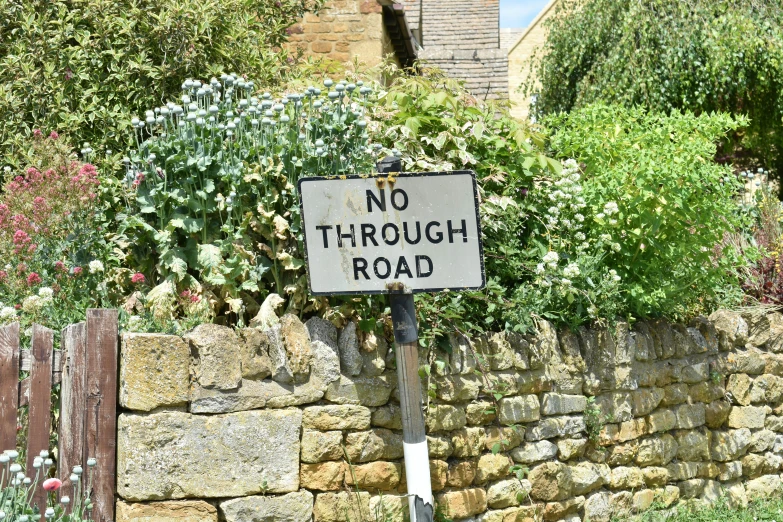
[288,0,509,101]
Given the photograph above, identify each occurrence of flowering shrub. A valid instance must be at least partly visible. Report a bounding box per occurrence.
[0,134,113,336]
[740,185,783,305]
[0,449,98,521]
[121,73,380,323]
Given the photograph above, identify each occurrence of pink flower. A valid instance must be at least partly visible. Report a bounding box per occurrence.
[190,295,201,303]
[32,129,43,139]
[49,131,59,140]
[54,261,66,272]
[72,266,83,275]
[131,273,146,284]
[0,270,6,282]
[27,272,41,286]
[42,478,62,492]
[180,290,191,298]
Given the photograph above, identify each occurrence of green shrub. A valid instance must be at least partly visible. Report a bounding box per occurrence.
[0,0,324,170]
[545,104,750,319]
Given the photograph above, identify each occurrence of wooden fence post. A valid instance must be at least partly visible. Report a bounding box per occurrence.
[84,309,118,522]
[59,322,87,509]
[27,324,54,514]
[0,323,19,452]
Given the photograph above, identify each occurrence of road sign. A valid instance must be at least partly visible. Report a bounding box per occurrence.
[298,171,485,296]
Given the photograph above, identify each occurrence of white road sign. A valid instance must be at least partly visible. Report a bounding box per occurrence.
[299,171,485,295]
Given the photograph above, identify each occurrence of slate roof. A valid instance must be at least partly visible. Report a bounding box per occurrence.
[500,28,524,50]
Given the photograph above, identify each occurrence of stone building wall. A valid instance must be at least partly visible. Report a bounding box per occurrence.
[287,0,393,67]
[116,308,783,521]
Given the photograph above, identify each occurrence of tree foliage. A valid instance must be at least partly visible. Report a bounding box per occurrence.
[526,0,783,176]
[0,0,324,169]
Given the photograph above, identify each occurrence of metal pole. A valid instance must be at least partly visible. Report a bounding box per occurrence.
[378,157,434,522]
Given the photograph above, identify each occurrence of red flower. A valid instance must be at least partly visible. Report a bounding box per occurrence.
[190,295,201,303]
[32,129,43,139]
[73,266,83,275]
[49,131,59,140]
[42,478,62,491]
[54,261,66,272]
[131,273,146,284]
[0,270,6,282]
[27,272,42,286]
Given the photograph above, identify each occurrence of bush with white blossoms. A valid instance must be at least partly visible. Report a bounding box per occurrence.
[0,449,98,521]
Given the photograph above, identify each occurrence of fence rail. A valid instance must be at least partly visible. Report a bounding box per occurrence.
[0,309,118,522]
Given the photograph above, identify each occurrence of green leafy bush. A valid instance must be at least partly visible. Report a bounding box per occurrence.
[0,0,324,169]
[545,104,750,319]
[525,0,783,178]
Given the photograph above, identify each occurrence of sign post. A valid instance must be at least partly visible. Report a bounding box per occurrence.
[299,157,485,521]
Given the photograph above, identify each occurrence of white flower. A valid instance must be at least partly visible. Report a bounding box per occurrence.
[561,219,572,228]
[563,263,581,278]
[563,158,578,169]
[0,307,15,321]
[22,296,41,313]
[580,242,590,250]
[600,234,612,242]
[540,279,552,288]
[38,287,54,300]
[535,263,546,274]
[547,206,560,216]
[604,201,619,215]
[575,232,586,241]
[560,278,572,287]
[570,173,581,183]
[609,219,618,226]
[612,243,621,252]
[588,305,598,317]
[543,251,559,264]
[88,260,105,274]
[596,213,606,220]
[575,213,585,222]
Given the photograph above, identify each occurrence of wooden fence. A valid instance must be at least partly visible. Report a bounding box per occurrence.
[0,309,118,522]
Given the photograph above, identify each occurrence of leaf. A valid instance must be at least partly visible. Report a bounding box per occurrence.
[161,249,188,280]
[198,244,222,269]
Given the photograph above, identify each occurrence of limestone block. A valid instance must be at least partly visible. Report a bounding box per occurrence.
[428,435,454,459]
[718,461,742,481]
[475,453,512,484]
[467,401,497,426]
[486,478,526,509]
[426,404,467,432]
[313,492,370,522]
[448,460,478,488]
[508,331,530,370]
[584,492,612,522]
[344,429,403,462]
[368,495,406,522]
[689,381,725,404]
[372,403,402,430]
[529,462,573,501]
[301,430,343,463]
[517,370,553,394]
[569,462,609,495]
[616,418,648,442]
[727,374,752,405]
[237,328,272,380]
[636,435,678,467]
[360,331,387,376]
[484,426,524,452]
[681,362,710,384]
[337,322,363,376]
[724,481,748,508]
[745,474,782,500]
[120,334,190,411]
[543,496,584,521]
[184,324,242,390]
[676,403,706,429]
[510,440,557,464]
[705,400,732,429]
[117,410,301,500]
[767,415,783,432]
[633,489,655,513]
[752,374,783,403]
[678,478,706,499]
[310,340,341,387]
[675,429,711,461]
[300,462,344,491]
[433,374,482,402]
[696,462,720,479]
[647,408,677,433]
[429,460,449,491]
[606,442,638,466]
[116,500,217,522]
[643,467,669,488]
[541,393,587,416]
[263,325,292,383]
[659,485,680,507]
[764,353,783,376]
[710,428,752,461]
[525,416,585,441]
[609,466,644,490]
[631,388,664,417]
[726,350,767,375]
[344,461,402,491]
[746,313,771,347]
[708,310,748,349]
[436,488,488,518]
[302,405,371,430]
[557,439,587,461]
[595,392,633,422]
[325,374,393,407]
[661,383,689,406]
[666,462,699,481]
[486,332,515,371]
[190,379,323,414]
[451,428,487,458]
[498,395,540,425]
[306,317,338,349]
[750,429,777,453]
[728,406,767,429]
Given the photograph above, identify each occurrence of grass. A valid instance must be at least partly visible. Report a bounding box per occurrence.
[632,496,783,522]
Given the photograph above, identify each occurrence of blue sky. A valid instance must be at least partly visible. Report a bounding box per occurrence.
[500,0,550,29]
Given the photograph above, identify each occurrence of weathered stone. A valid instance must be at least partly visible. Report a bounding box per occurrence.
[433,374,482,402]
[279,315,313,382]
[750,429,777,453]
[498,395,540,425]
[726,350,767,375]
[120,334,190,411]
[368,495,406,522]
[485,332,515,371]
[486,478,526,509]
[557,439,587,461]
[484,426,524,452]
[543,496,584,521]
[768,415,783,432]
[116,500,217,522]
[452,428,487,458]
[609,466,644,490]
[529,462,573,501]
[742,452,782,478]
[718,461,743,481]
[636,435,678,467]
[728,406,766,429]
[447,333,478,375]
[512,371,551,396]
[610,491,632,519]
[426,404,467,432]
[510,441,558,464]
[190,379,321,414]
[696,462,719,479]
[306,317,338,348]
[344,462,402,491]
[236,328,272,380]
[313,492,370,522]
[185,324,242,390]
[727,374,752,406]
[372,404,402,430]
[708,310,748,349]
[595,392,633,423]
[745,474,782,500]
[569,462,609,495]
[344,429,403,462]
[584,492,612,522]
[706,400,732,429]
[675,429,711,461]
[310,340,341,387]
[724,481,748,508]
[427,435,454,459]
[765,353,783,376]
[430,460,449,491]
[325,374,393,407]
[263,325,293,384]
[746,313,771,347]
[360,331,387,376]
[300,462,344,491]
[301,430,343,463]
[633,490,655,513]
[117,410,301,500]
[630,388,664,417]
[643,467,669,488]
[467,401,498,426]
[605,442,638,466]
[678,479,706,499]
[666,462,699,481]
[753,374,783,403]
[681,361,710,384]
[541,393,587,416]
[710,428,752,461]
[448,460,478,488]
[647,408,677,433]
[303,405,371,431]
[616,418,647,442]
[676,403,706,429]
[436,488,487,519]
[659,485,681,507]
[661,383,689,406]
[338,322,363,376]
[689,381,725,403]
[508,332,531,370]
[475,453,512,484]
[525,416,585,441]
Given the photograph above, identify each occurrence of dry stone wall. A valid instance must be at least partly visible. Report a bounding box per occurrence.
[116,309,783,521]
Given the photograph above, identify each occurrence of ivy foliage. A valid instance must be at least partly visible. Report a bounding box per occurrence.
[526,0,783,176]
[0,0,324,169]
